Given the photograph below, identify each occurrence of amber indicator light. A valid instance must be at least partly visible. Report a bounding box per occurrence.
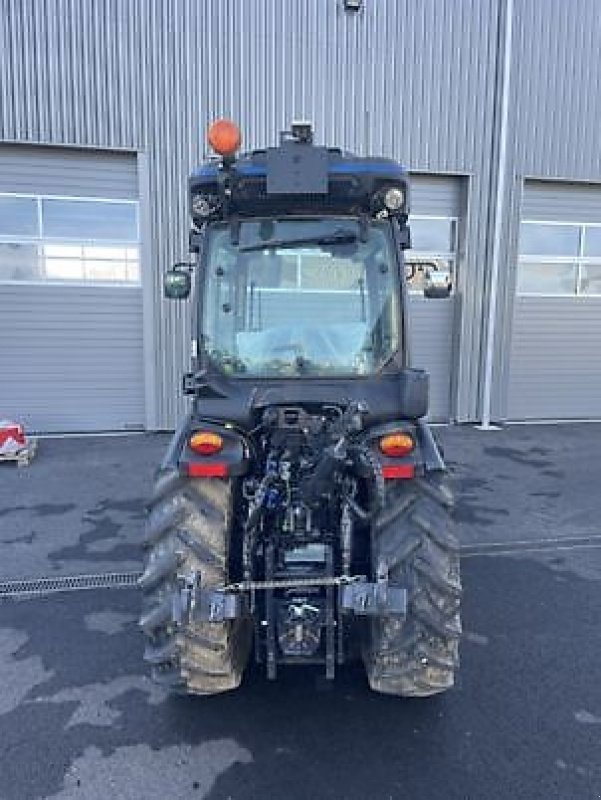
[189,431,224,456]
[379,432,415,458]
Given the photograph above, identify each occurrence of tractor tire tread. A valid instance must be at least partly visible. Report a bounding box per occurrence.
[365,470,461,697]
[139,469,251,696]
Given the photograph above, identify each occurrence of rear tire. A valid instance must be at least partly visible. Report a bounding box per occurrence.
[364,471,461,697]
[138,469,251,695]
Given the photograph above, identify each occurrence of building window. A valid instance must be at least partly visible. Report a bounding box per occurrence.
[0,196,39,237]
[405,216,457,294]
[0,193,140,284]
[517,221,601,296]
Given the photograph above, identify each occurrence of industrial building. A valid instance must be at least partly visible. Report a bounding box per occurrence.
[1,0,600,432]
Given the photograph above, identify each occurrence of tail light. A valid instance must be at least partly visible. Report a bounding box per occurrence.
[379,432,414,458]
[189,431,224,456]
[382,464,415,479]
[187,462,228,478]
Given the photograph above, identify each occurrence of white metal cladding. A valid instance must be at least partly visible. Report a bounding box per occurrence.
[521,181,601,223]
[0,144,139,199]
[487,0,601,419]
[0,144,144,433]
[0,0,500,427]
[411,175,464,219]
[508,297,601,420]
[510,0,601,179]
[410,297,454,421]
[0,284,145,432]
[507,179,601,420]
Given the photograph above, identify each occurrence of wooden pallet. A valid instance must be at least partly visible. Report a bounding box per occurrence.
[0,439,38,467]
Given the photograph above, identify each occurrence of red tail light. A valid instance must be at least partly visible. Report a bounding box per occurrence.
[187,462,228,478]
[382,464,415,480]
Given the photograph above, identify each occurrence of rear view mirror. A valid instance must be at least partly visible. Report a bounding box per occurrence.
[424,283,452,299]
[405,259,452,298]
[423,267,452,299]
[164,266,192,299]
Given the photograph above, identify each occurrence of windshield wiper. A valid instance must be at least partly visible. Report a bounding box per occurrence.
[238,231,357,253]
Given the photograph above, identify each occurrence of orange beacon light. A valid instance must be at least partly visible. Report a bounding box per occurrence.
[207,119,241,157]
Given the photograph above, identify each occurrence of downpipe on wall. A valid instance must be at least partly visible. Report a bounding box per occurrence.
[478,0,514,430]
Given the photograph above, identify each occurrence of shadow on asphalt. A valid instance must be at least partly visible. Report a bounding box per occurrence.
[1,553,599,800]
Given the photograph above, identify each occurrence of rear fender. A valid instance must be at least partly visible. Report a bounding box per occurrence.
[362,419,446,479]
[160,413,250,478]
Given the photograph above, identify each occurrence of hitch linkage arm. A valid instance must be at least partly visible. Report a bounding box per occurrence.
[172,574,407,625]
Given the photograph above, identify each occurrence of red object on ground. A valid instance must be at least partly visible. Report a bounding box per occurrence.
[0,422,26,450]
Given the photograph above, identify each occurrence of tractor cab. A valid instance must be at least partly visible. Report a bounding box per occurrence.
[166,121,415,383]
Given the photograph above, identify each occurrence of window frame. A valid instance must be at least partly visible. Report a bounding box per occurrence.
[0,191,140,287]
[405,214,458,295]
[198,217,403,378]
[518,219,601,297]
[0,194,40,237]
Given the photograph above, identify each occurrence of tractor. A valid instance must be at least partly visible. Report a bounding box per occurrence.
[139,120,461,696]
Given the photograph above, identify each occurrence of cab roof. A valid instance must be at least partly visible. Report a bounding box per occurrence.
[189,145,409,219]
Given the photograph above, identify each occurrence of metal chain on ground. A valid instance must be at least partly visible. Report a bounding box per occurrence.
[223,574,365,593]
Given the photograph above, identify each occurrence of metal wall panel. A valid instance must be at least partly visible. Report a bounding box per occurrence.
[507,178,601,420]
[0,284,145,432]
[521,180,601,223]
[490,0,601,419]
[411,175,464,218]
[511,0,601,179]
[0,144,138,198]
[0,143,144,432]
[0,0,499,427]
[410,298,455,421]
[508,297,601,420]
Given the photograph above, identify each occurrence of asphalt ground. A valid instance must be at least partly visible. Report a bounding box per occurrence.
[1,424,600,799]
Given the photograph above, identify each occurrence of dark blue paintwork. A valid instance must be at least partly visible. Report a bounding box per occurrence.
[190,158,407,181]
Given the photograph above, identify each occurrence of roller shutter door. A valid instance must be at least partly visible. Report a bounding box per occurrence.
[0,144,144,433]
[408,175,463,421]
[508,180,601,420]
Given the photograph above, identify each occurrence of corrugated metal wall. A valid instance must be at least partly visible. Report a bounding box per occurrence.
[508,297,601,420]
[507,179,601,420]
[0,144,145,432]
[0,143,139,198]
[411,175,464,218]
[0,0,499,428]
[521,181,601,223]
[0,284,145,432]
[2,0,600,426]
[491,0,601,419]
